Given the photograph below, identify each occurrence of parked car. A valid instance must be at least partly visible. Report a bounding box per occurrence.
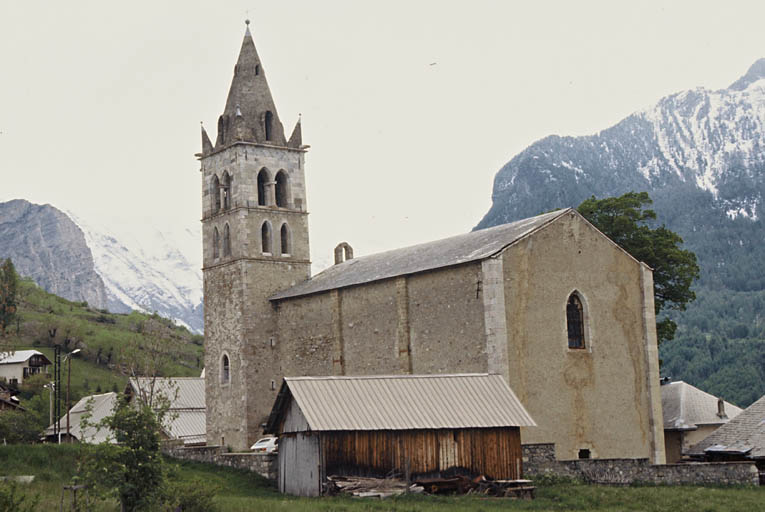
[250,436,278,453]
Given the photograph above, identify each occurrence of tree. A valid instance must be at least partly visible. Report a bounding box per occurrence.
[577,192,700,344]
[83,396,165,512]
[0,258,18,337]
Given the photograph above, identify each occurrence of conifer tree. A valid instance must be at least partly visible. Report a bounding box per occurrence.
[0,258,18,337]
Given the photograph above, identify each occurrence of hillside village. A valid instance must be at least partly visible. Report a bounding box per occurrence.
[0,15,764,510]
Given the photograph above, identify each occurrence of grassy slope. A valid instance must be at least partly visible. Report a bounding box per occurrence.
[2,277,204,425]
[1,446,762,512]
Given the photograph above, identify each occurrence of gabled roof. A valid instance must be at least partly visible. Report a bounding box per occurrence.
[688,394,765,459]
[45,392,117,444]
[128,377,205,445]
[0,350,50,365]
[270,209,570,301]
[265,374,536,434]
[661,381,743,431]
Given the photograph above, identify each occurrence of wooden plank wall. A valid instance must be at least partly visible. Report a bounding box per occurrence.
[280,433,321,496]
[321,427,521,480]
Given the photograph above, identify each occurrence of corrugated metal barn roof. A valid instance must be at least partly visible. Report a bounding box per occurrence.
[267,374,536,433]
[129,377,206,445]
[45,392,117,444]
[270,209,568,301]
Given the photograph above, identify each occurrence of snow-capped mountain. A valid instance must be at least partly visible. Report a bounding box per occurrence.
[67,211,203,334]
[478,58,765,230]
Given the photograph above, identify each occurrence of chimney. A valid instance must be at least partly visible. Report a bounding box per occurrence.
[717,397,727,419]
[334,242,353,265]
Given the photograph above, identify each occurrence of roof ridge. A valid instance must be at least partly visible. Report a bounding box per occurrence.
[285,373,494,382]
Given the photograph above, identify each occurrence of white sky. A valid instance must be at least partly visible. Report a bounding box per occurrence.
[1,1,764,271]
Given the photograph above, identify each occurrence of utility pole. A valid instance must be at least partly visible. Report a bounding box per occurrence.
[65,349,80,442]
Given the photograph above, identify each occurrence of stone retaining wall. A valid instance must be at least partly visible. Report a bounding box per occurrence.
[522,443,759,486]
[162,443,277,481]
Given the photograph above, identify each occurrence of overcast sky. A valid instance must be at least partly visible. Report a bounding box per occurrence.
[1,1,763,271]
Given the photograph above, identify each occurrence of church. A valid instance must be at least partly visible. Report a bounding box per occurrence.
[199,23,665,464]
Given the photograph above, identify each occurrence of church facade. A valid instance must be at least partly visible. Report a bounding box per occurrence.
[199,25,665,464]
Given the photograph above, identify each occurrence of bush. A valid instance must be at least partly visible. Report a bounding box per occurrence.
[163,477,219,512]
[0,411,42,444]
[0,481,39,512]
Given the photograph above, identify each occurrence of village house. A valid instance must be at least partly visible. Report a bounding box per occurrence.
[661,380,743,463]
[265,374,535,496]
[0,350,51,386]
[200,23,665,464]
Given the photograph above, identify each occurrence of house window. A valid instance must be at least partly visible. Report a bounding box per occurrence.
[221,354,230,385]
[578,449,591,459]
[257,168,269,206]
[567,293,586,349]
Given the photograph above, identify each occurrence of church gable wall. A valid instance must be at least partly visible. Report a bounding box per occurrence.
[501,210,657,461]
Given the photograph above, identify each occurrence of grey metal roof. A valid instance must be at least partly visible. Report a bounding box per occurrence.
[270,209,569,301]
[267,374,536,433]
[0,350,50,365]
[661,381,743,431]
[128,377,206,444]
[45,392,117,444]
[688,394,765,458]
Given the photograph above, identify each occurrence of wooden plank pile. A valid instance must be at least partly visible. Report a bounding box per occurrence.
[326,475,424,498]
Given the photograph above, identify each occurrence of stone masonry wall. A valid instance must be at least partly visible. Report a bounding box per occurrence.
[522,444,759,486]
[162,443,277,481]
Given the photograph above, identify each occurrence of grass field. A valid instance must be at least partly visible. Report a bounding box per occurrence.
[0,445,762,511]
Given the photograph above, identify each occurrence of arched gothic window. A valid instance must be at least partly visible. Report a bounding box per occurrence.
[265,111,273,141]
[261,221,272,254]
[223,223,231,257]
[275,170,289,208]
[221,353,230,384]
[222,172,232,210]
[257,168,269,206]
[213,227,220,259]
[211,175,221,213]
[567,293,586,349]
[280,223,290,256]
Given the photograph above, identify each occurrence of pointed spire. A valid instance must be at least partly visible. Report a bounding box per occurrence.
[288,115,303,148]
[201,122,213,155]
[215,21,287,148]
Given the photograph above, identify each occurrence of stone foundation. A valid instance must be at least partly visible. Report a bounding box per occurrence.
[162,443,277,481]
[522,444,759,486]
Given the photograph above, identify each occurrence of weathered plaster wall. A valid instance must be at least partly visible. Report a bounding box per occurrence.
[503,211,662,461]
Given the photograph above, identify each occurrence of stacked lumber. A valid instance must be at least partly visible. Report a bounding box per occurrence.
[326,475,424,498]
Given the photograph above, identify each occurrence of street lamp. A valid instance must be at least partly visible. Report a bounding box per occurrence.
[60,349,81,444]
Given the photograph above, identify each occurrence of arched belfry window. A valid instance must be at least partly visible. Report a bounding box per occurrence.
[211,175,221,213]
[261,221,272,254]
[567,293,586,349]
[221,353,230,385]
[265,111,273,141]
[257,168,269,206]
[280,223,290,256]
[223,223,231,257]
[275,170,289,208]
[213,227,220,259]
[222,172,232,210]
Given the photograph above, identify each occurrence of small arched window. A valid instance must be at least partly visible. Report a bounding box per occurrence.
[211,175,221,213]
[223,223,231,257]
[567,293,586,349]
[213,227,220,259]
[257,168,269,206]
[261,221,272,254]
[221,353,230,385]
[265,111,273,141]
[222,172,232,210]
[280,223,290,256]
[275,170,289,208]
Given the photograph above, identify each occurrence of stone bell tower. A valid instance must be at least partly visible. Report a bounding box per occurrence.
[199,21,309,450]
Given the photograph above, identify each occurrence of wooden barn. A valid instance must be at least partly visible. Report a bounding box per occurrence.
[264,374,536,496]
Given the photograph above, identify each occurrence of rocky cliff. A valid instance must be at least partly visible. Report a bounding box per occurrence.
[0,199,108,309]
